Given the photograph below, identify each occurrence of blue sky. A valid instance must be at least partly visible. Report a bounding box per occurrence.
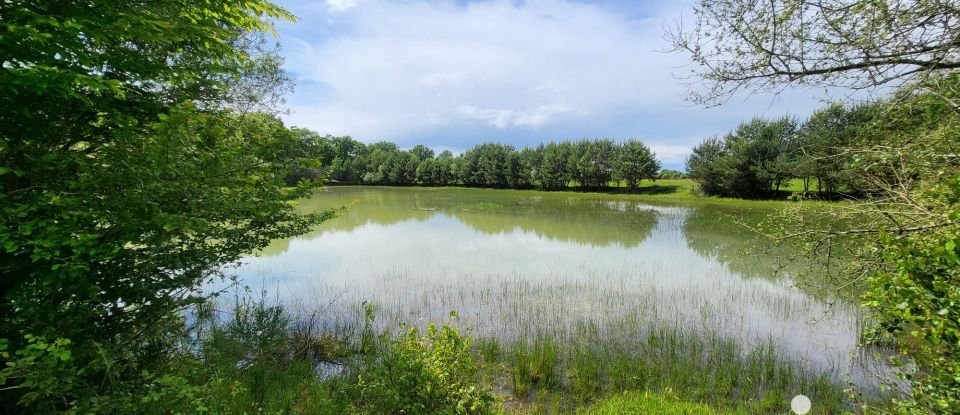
[273,0,839,170]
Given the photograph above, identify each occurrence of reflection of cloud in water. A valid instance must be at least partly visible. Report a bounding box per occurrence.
[230,187,896,396]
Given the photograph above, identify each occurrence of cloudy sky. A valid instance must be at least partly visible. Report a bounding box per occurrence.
[274,0,838,170]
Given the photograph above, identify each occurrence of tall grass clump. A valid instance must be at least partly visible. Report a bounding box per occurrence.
[477,336,503,362]
[512,340,534,398]
[532,334,561,390]
[568,344,606,404]
[191,292,343,414]
[512,333,562,398]
[574,391,732,415]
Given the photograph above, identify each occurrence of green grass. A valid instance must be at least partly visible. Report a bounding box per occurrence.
[487,328,849,414]
[575,391,737,415]
[511,334,562,398]
[367,179,839,210]
[191,290,882,415]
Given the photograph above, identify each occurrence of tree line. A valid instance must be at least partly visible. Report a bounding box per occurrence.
[685,101,890,199]
[287,133,665,191]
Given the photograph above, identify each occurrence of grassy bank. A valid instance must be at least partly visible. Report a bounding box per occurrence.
[167,293,876,414]
[326,178,839,211]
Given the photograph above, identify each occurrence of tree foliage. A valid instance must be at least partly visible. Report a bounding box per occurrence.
[855,78,960,412]
[0,1,341,412]
[299,136,663,191]
[686,117,799,198]
[615,140,662,190]
[669,0,960,105]
[672,0,960,407]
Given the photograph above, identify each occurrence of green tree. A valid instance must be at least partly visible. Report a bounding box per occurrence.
[795,103,881,196]
[0,1,340,412]
[725,116,797,196]
[614,140,660,191]
[516,147,543,188]
[409,144,435,161]
[540,142,574,190]
[362,141,401,184]
[686,137,728,196]
[330,136,366,183]
[416,158,440,185]
[505,151,528,188]
[460,143,513,188]
[572,139,617,189]
[671,0,960,409]
[792,84,960,412]
[686,118,797,198]
[391,151,420,185]
[436,150,457,185]
[286,128,335,185]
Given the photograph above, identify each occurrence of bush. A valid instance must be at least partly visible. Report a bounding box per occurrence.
[345,321,495,415]
[863,174,960,413]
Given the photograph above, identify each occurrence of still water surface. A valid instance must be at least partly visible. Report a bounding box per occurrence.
[233,186,890,392]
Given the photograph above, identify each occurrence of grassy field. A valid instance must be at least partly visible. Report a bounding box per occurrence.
[327,179,840,211]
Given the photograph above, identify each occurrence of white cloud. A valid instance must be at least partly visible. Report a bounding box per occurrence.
[277,0,843,167]
[281,0,687,135]
[456,104,574,129]
[324,0,357,12]
[649,144,693,168]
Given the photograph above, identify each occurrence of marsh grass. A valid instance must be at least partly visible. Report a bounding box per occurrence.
[490,326,849,414]
[511,334,562,398]
[512,341,534,398]
[478,336,503,362]
[573,390,736,415]
[320,295,865,412]
[260,268,892,413]
[567,343,604,404]
[196,286,881,414]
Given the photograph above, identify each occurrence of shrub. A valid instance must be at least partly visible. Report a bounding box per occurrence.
[346,321,495,415]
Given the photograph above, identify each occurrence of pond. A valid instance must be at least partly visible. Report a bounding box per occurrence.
[231,186,893,399]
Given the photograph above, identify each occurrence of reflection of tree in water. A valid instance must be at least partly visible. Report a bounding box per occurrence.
[323,187,661,248]
[681,207,852,299]
[256,188,431,256]
[258,187,659,256]
[682,207,792,280]
[454,199,657,248]
[257,237,292,257]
